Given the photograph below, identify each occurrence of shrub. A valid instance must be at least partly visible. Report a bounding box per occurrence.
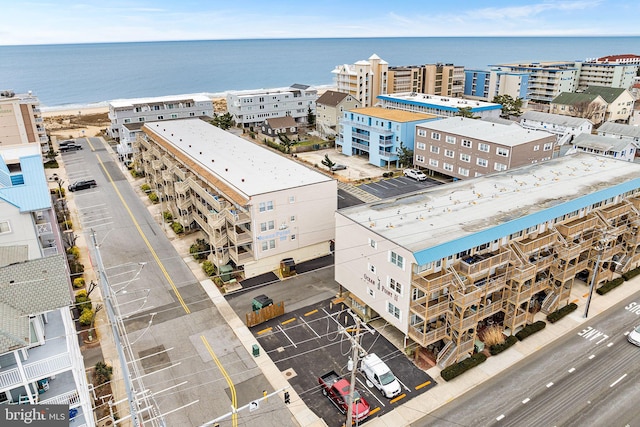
[489,335,518,355]
[44,160,59,169]
[51,187,66,197]
[140,183,151,192]
[547,303,578,323]
[441,353,487,381]
[148,192,159,203]
[69,261,85,275]
[73,277,86,288]
[516,321,546,341]
[202,260,216,276]
[76,292,92,312]
[171,222,184,234]
[190,239,211,260]
[622,266,640,281]
[67,246,81,259]
[596,277,625,295]
[213,276,225,289]
[482,325,506,347]
[130,169,140,178]
[79,308,94,326]
[61,219,73,229]
[163,211,173,222]
[94,362,113,384]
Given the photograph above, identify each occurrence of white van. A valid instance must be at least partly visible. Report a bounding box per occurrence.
[360,353,401,398]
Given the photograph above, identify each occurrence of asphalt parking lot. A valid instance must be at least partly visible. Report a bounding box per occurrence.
[359,175,442,199]
[247,298,435,427]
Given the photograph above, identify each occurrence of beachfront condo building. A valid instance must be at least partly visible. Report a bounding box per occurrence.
[413,117,556,180]
[519,111,593,146]
[0,90,48,153]
[574,61,638,91]
[377,92,502,119]
[464,69,530,103]
[226,84,317,129]
[332,54,388,108]
[335,153,640,368]
[133,119,336,279]
[0,144,94,425]
[315,90,361,137]
[338,107,438,168]
[590,53,640,65]
[108,93,214,151]
[388,63,465,98]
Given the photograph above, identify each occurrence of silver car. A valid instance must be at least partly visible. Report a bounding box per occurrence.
[628,325,640,346]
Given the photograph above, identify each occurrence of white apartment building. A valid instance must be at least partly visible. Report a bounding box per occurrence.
[377,92,502,119]
[597,121,640,144]
[575,61,638,91]
[108,93,214,145]
[332,54,388,107]
[335,153,640,367]
[519,111,593,145]
[0,90,48,153]
[226,84,317,129]
[565,133,636,162]
[134,119,336,278]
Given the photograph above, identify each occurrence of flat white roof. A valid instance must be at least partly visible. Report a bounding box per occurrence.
[339,153,640,255]
[417,117,554,147]
[379,92,500,110]
[144,119,332,197]
[110,93,211,108]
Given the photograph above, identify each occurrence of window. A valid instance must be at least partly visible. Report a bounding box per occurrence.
[430,146,440,154]
[171,114,178,119]
[458,167,469,176]
[138,117,145,122]
[0,221,10,234]
[157,115,164,120]
[369,238,377,249]
[533,145,540,151]
[478,143,490,152]
[291,234,296,241]
[269,239,275,249]
[496,147,509,157]
[460,153,471,162]
[261,239,276,251]
[369,263,376,274]
[290,215,296,222]
[494,162,507,171]
[289,195,295,203]
[477,158,488,167]
[389,278,402,294]
[390,251,404,269]
[462,139,472,148]
[154,105,160,111]
[543,143,553,151]
[259,221,275,232]
[431,132,441,140]
[416,142,426,150]
[387,302,401,320]
[266,201,274,211]
[446,135,456,144]
[367,287,375,297]
[443,162,453,172]
[444,149,454,158]
[417,129,427,137]
[124,118,131,124]
[429,158,439,167]
[259,201,274,212]
[416,155,425,163]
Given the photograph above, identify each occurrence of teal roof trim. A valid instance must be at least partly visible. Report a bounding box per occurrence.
[0,155,50,212]
[413,177,640,265]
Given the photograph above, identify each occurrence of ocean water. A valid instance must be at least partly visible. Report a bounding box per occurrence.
[1,37,638,109]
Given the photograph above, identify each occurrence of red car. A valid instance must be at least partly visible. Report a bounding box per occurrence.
[318,370,370,422]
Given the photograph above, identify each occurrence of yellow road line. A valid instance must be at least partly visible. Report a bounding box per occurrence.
[369,407,381,415]
[281,317,296,325]
[86,138,96,151]
[583,292,590,298]
[257,327,272,335]
[201,335,237,426]
[304,309,318,316]
[96,155,190,314]
[415,380,431,390]
[390,393,406,404]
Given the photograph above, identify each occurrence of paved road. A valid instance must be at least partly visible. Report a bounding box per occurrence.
[64,138,295,426]
[415,290,640,427]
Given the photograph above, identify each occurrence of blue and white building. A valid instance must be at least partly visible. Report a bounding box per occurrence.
[464,69,529,102]
[335,153,640,367]
[338,107,438,167]
[376,92,502,119]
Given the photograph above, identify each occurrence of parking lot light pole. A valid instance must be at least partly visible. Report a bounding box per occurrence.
[584,245,603,319]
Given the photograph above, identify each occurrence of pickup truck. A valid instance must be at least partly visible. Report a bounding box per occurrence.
[403,168,427,181]
[318,370,370,422]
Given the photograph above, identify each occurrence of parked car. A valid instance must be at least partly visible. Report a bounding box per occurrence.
[60,143,83,152]
[331,164,347,171]
[68,179,97,192]
[360,353,402,398]
[58,139,75,147]
[403,168,427,181]
[318,370,370,422]
[628,325,640,346]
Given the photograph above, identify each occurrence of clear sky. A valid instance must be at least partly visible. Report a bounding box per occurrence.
[2,0,639,46]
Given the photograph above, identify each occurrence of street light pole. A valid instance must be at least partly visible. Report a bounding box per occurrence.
[584,246,603,318]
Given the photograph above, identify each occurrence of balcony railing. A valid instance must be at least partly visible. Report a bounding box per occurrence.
[0,367,21,389]
[378,150,398,159]
[40,390,80,406]
[225,209,250,225]
[24,353,72,381]
[408,325,448,347]
[351,142,370,152]
[230,248,253,264]
[556,215,599,238]
[451,286,483,306]
[458,249,510,277]
[412,270,454,293]
[409,298,449,318]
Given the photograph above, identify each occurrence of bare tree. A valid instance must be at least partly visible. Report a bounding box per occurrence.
[571,100,600,122]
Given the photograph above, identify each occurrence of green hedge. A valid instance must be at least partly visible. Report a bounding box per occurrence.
[596,277,624,295]
[547,303,578,323]
[441,352,487,381]
[489,335,518,355]
[515,321,546,341]
[622,266,640,281]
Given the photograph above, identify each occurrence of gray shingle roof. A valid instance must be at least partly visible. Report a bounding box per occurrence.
[521,111,592,127]
[0,255,72,353]
[598,121,640,139]
[572,133,633,152]
[316,90,349,107]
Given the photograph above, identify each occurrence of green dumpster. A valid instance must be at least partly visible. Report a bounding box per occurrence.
[252,344,260,357]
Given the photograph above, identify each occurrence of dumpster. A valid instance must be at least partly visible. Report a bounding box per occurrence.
[252,294,273,311]
[219,264,233,282]
[280,257,297,278]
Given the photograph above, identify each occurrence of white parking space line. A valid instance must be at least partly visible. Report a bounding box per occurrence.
[300,317,321,339]
[384,180,399,187]
[588,354,596,360]
[496,414,505,421]
[83,220,114,227]
[624,331,630,336]
[356,376,385,407]
[568,367,576,373]
[77,203,108,210]
[607,342,614,347]
[396,376,411,393]
[522,398,530,404]
[546,382,554,388]
[277,325,297,349]
[610,373,627,387]
[70,190,100,196]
